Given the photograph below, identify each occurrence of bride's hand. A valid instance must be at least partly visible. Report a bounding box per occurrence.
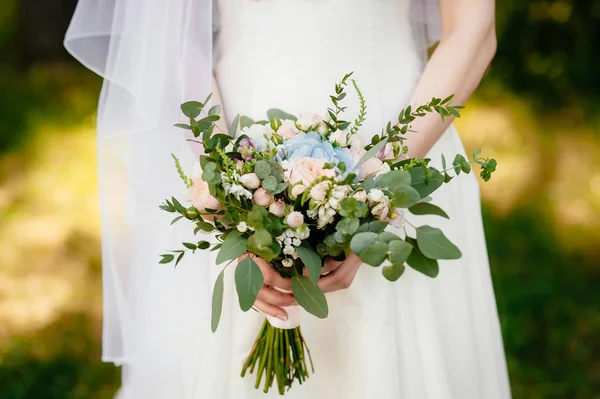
[238,253,296,321]
[317,253,362,293]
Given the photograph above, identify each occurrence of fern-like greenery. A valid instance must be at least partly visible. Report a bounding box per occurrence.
[171,153,193,188]
[350,79,367,135]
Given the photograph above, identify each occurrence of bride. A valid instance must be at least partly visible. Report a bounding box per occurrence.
[65,0,511,398]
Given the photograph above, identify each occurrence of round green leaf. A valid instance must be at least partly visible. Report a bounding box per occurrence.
[392,185,421,208]
[382,262,406,282]
[378,232,400,243]
[350,232,378,255]
[181,101,202,118]
[262,175,278,191]
[255,160,272,179]
[388,240,413,264]
[409,167,444,198]
[358,241,389,266]
[416,226,462,260]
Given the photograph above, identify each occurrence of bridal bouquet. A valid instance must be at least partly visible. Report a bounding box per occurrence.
[160,73,496,394]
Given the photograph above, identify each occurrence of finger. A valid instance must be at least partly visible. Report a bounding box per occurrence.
[254,299,288,321]
[257,286,297,306]
[317,270,346,294]
[322,258,343,275]
[251,255,293,290]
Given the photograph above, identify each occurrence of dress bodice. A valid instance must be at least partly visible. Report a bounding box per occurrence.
[215,0,425,137]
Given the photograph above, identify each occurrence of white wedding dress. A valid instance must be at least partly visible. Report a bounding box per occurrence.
[66,0,511,398]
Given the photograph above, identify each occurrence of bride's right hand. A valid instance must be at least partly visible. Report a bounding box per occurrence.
[238,253,296,321]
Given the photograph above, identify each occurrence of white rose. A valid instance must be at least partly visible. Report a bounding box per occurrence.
[353,190,368,202]
[328,130,348,146]
[286,212,305,228]
[310,181,330,202]
[277,120,299,139]
[290,184,306,198]
[296,113,323,131]
[239,173,261,189]
[368,188,385,203]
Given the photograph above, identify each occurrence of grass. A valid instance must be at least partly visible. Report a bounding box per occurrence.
[0,63,598,398]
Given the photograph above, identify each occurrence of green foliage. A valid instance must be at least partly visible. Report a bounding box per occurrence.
[215,230,247,264]
[211,269,225,332]
[409,202,449,219]
[350,79,367,134]
[416,226,462,260]
[235,256,264,312]
[405,237,439,277]
[296,247,322,284]
[171,153,193,188]
[291,276,328,318]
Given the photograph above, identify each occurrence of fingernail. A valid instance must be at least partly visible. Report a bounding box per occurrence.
[277,314,287,321]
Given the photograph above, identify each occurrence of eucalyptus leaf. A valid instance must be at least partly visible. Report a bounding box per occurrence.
[211,269,225,332]
[336,217,360,236]
[409,202,450,219]
[255,160,272,179]
[416,226,462,260]
[235,256,264,311]
[392,185,421,208]
[388,240,413,264]
[382,262,406,282]
[267,108,297,122]
[358,241,389,266]
[351,138,388,173]
[406,238,439,277]
[350,232,378,255]
[408,167,444,198]
[240,116,254,129]
[296,247,322,284]
[292,276,328,318]
[229,114,240,138]
[215,230,248,264]
[181,101,203,118]
[377,170,411,189]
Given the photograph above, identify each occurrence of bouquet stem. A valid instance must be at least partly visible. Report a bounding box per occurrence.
[241,319,313,395]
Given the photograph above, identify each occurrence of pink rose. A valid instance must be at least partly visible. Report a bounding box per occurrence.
[290,184,306,198]
[359,157,384,179]
[269,200,286,217]
[289,158,335,187]
[239,173,261,189]
[309,181,330,202]
[253,188,275,206]
[286,212,304,228]
[349,135,365,153]
[191,177,222,222]
[277,120,299,139]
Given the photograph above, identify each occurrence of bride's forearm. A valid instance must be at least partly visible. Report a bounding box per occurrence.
[405,5,496,158]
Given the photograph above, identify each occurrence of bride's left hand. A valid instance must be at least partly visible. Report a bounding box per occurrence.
[316,253,362,293]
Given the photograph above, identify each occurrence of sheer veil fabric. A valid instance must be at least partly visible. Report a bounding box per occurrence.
[65,1,510,398]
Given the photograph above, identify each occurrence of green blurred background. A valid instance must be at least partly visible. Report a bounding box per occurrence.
[1,1,599,398]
